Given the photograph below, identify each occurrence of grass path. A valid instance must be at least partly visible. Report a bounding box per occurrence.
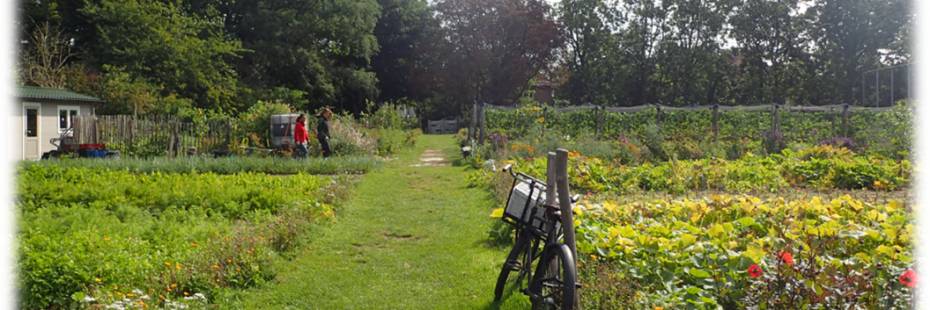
[227,135,528,309]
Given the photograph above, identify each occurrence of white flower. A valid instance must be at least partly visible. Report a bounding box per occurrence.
[105,302,125,310]
[82,295,96,303]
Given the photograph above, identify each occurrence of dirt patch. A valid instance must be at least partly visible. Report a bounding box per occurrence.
[411,149,449,167]
[382,230,420,241]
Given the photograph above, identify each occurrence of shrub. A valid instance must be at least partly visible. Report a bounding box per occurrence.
[373,129,406,156]
[361,101,415,130]
[819,136,858,151]
[642,123,668,161]
[325,113,377,155]
[236,101,293,148]
[763,129,786,154]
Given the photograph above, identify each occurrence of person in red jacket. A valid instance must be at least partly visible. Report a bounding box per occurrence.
[294,114,309,158]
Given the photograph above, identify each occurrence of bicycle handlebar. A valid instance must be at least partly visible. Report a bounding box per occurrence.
[502,163,582,204]
[501,164,515,177]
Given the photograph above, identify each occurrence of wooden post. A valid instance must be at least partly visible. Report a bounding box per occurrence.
[173,121,181,157]
[129,115,135,151]
[469,101,478,141]
[226,120,232,151]
[771,103,780,133]
[478,102,487,145]
[545,152,557,207]
[168,119,175,157]
[841,103,850,137]
[554,148,577,261]
[711,104,719,141]
[541,106,547,137]
[92,116,98,144]
[829,107,836,137]
[594,106,603,138]
[655,105,662,128]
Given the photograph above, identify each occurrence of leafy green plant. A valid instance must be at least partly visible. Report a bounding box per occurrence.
[500,146,910,194]
[16,165,347,309]
[575,195,914,308]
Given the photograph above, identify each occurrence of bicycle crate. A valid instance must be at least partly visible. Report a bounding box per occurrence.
[504,179,559,237]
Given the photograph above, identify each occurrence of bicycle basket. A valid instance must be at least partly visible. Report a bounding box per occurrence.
[504,179,558,237]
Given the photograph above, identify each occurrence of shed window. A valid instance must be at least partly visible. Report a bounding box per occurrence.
[58,106,79,134]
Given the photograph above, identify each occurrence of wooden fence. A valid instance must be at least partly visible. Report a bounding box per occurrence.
[72,115,232,157]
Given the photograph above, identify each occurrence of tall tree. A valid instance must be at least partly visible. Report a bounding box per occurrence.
[81,0,243,111]
[807,0,909,104]
[729,0,803,105]
[654,0,732,105]
[558,0,625,105]
[618,0,670,105]
[19,22,74,88]
[205,0,382,113]
[433,0,562,111]
[371,0,435,103]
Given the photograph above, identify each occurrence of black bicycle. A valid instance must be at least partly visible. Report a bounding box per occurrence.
[493,156,579,309]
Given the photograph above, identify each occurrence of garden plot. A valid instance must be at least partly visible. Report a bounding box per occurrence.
[463,107,916,308]
[16,164,352,309]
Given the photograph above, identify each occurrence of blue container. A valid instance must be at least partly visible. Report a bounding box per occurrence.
[80,149,108,158]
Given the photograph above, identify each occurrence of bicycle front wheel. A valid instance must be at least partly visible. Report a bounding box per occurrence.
[494,229,531,301]
[529,244,576,310]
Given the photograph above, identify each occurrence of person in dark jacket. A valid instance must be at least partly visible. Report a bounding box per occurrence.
[317,108,333,157]
[293,114,309,158]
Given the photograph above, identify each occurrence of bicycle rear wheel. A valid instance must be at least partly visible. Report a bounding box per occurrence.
[494,230,532,301]
[529,244,576,310]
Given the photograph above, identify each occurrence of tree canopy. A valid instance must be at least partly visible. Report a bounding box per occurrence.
[17,0,912,118]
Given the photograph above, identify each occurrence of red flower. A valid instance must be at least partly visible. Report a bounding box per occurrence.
[748,264,763,278]
[778,251,794,266]
[899,269,917,288]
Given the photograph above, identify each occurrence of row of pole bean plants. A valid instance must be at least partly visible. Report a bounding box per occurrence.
[484,102,911,159]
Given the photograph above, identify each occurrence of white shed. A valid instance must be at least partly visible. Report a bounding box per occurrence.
[15,86,102,160]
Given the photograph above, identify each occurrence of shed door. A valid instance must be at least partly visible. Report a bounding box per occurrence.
[23,105,40,160]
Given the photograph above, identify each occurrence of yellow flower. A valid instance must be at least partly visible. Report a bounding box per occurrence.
[95,277,102,283]
[655,307,664,310]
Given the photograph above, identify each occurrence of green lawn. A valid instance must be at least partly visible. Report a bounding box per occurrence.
[223,135,530,309]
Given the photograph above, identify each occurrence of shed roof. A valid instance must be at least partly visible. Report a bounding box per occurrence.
[17,86,103,103]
